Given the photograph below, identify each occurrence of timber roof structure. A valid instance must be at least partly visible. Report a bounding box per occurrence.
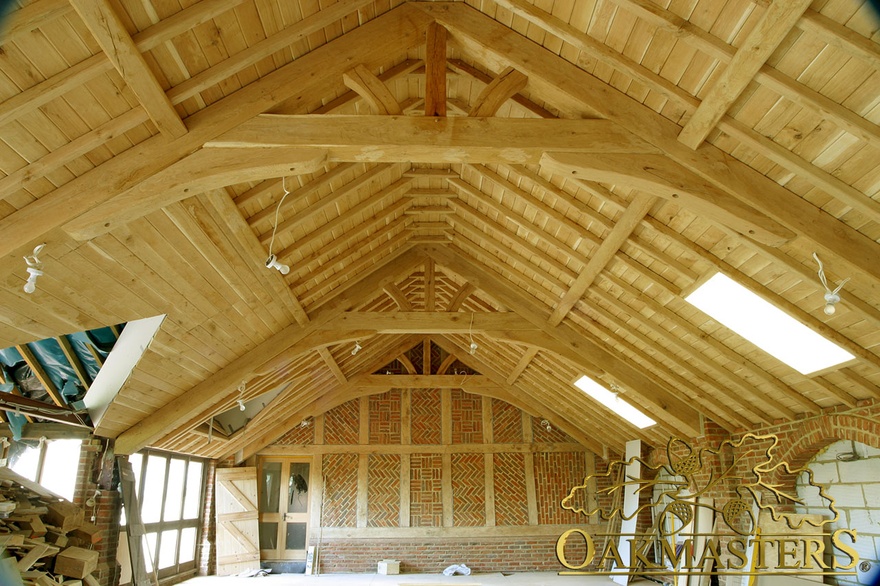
[0,0,878,460]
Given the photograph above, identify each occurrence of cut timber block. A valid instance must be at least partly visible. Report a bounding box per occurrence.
[46,530,69,547]
[54,547,98,579]
[83,575,100,586]
[11,515,46,537]
[46,502,84,533]
[62,581,84,586]
[69,521,101,545]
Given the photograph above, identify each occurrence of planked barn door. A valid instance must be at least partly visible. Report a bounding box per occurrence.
[215,467,261,575]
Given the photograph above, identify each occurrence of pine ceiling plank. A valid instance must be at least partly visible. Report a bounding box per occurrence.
[168,0,379,108]
[69,0,186,138]
[113,246,426,455]
[207,191,308,326]
[419,3,880,285]
[0,3,433,266]
[548,193,656,326]
[0,108,148,203]
[677,0,813,149]
[453,0,880,231]
[421,243,702,437]
[798,10,880,71]
[280,193,411,267]
[0,0,73,47]
[613,0,880,153]
[343,64,402,115]
[468,66,528,117]
[259,164,394,245]
[424,21,448,117]
[425,258,436,312]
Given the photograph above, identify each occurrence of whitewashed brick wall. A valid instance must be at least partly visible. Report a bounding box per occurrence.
[796,440,880,586]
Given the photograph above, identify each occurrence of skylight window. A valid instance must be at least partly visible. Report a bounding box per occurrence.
[685,273,854,375]
[574,376,656,429]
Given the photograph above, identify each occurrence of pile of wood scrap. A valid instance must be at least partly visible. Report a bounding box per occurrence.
[0,469,101,586]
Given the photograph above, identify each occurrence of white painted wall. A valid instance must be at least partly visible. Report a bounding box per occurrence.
[795,440,880,586]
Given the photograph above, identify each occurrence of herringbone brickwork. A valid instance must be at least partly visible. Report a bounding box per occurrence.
[322,453,358,527]
[369,389,401,444]
[451,389,483,444]
[367,453,400,527]
[534,452,587,525]
[273,420,314,445]
[411,389,441,444]
[324,399,359,445]
[493,452,529,525]
[492,399,522,443]
[532,416,575,443]
[452,453,485,526]
[410,453,443,526]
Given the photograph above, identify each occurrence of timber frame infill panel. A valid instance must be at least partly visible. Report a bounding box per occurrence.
[258,395,596,537]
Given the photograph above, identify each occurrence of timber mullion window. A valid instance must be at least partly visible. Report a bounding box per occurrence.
[128,449,206,579]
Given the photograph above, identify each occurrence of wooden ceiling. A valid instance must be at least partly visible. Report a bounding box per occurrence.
[1,0,878,460]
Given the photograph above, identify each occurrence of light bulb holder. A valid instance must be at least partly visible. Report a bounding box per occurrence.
[469,341,478,355]
[237,399,246,411]
[265,254,290,274]
[351,341,362,356]
[823,292,840,315]
[23,267,43,294]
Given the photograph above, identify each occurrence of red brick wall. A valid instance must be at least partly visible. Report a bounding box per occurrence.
[493,452,529,526]
[451,389,483,444]
[410,453,443,526]
[452,453,485,526]
[274,420,315,445]
[370,390,401,444]
[317,537,573,573]
[493,399,522,443]
[534,452,586,525]
[411,390,441,444]
[367,454,400,527]
[73,439,122,586]
[324,402,359,445]
[322,453,358,527]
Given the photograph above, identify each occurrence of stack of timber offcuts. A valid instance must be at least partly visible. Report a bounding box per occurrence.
[0,477,101,586]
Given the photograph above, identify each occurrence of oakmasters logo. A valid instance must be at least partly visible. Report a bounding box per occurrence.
[555,433,859,577]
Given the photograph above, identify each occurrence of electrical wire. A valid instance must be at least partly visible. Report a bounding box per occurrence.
[267,176,292,259]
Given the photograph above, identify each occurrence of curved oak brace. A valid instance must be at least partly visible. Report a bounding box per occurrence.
[64,147,328,241]
[541,151,795,246]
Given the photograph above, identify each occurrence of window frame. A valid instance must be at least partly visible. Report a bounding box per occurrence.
[125,448,207,579]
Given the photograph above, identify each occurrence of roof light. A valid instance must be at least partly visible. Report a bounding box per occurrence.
[685,273,854,375]
[574,376,655,429]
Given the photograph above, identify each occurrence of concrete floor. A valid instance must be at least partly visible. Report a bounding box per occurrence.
[178,572,617,586]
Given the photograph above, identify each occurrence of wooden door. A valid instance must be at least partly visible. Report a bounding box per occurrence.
[258,458,311,561]
[215,467,260,575]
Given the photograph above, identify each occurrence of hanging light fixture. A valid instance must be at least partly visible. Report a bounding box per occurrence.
[264,177,292,274]
[468,313,478,355]
[813,253,849,315]
[23,244,46,294]
[351,340,362,356]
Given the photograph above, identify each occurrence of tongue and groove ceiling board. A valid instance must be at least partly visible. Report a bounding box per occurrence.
[0,0,878,459]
